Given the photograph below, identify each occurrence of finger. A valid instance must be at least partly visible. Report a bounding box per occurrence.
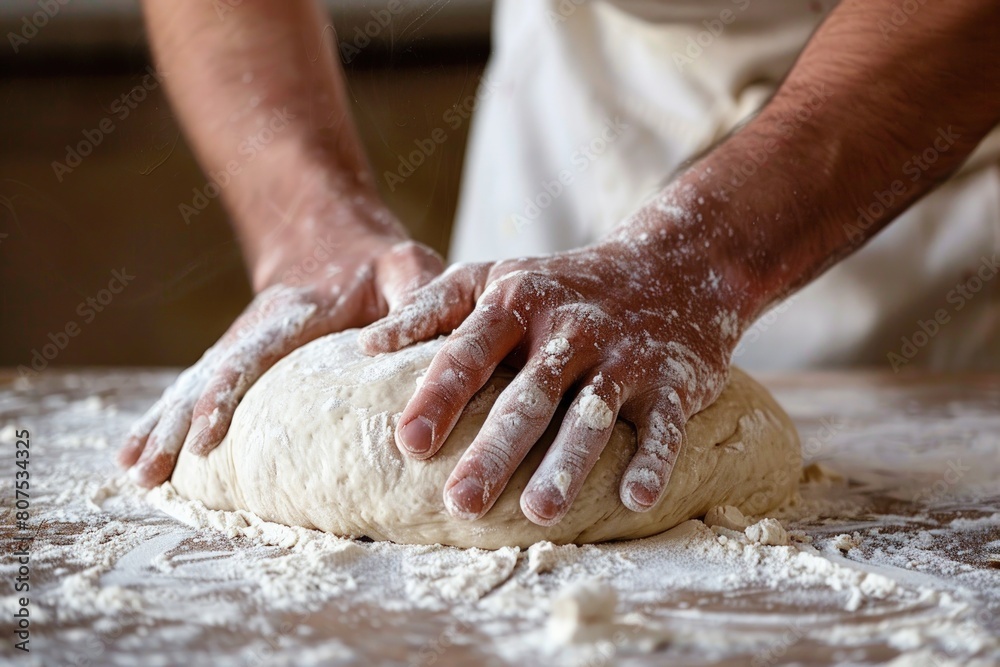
[129,394,196,488]
[375,241,445,309]
[184,297,330,457]
[126,354,217,486]
[117,399,164,468]
[443,355,591,520]
[182,365,248,457]
[394,298,524,458]
[358,263,492,355]
[619,390,686,512]
[520,373,624,526]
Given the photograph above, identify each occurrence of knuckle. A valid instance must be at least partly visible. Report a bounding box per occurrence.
[471,436,515,475]
[202,376,247,413]
[191,394,216,418]
[494,268,552,297]
[636,426,683,467]
[390,241,442,272]
[166,361,210,400]
[444,336,490,375]
[357,323,395,351]
[555,439,592,472]
[194,390,229,418]
[489,258,529,279]
[421,378,465,409]
[443,260,483,284]
[244,285,314,329]
[554,302,613,332]
[505,380,555,421]
[165,387,200,414]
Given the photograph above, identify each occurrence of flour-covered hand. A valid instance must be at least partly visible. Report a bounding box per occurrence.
[119,229,442,488]
[360,203,756,526]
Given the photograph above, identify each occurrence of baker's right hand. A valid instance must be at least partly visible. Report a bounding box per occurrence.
[118,199,443,488]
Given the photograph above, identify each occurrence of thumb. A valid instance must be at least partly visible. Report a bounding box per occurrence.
[360,261,492,354]
[376,241,445,310]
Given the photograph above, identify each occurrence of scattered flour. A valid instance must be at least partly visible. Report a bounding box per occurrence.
[544,336,570,357]
[2,370,999,665]
[831,532,863,552]
[547,579,618,644]
[704,505,750,531]
[745,518,791,546]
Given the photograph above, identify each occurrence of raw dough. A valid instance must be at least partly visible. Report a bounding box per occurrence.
[704,505,751,531]
[172,330,800,549]
[744,518,790,546]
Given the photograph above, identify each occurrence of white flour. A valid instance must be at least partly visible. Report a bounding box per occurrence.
[574,388,615,431]
[0,370,998,666]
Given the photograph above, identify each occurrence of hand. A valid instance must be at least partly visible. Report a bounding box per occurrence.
[359,218,752,526]
[119,198,443,487]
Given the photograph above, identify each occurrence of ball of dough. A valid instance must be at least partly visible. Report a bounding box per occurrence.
[172,330,800,548]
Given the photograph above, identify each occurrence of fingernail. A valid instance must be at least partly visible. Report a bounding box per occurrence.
[185,415,210,454]
[130,451,174,487]
[521,487,563,525]
[397,416,434,455]
[625,481,659,510]
[445,477,486,519]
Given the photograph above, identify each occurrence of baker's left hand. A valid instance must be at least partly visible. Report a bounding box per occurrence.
[359,214,753,526]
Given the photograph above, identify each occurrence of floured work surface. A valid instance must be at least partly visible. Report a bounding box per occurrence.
[0,368,998,666]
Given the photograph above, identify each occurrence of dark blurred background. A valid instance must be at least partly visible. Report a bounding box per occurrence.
[0,0,491,370]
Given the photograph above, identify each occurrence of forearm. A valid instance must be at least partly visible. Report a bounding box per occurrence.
[627,0,1000,323]
[142,0,403,272]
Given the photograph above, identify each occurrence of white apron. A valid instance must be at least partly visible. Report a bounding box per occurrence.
[450,0,1000,371]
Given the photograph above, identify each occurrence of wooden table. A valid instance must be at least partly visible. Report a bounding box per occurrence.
[1,369,998,666]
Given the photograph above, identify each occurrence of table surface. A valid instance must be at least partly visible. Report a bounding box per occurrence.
[1,368,998,666]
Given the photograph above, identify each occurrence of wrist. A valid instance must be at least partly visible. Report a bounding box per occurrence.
[606,179,777,332]
[240,160,408,292]
[651,118,837,320]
